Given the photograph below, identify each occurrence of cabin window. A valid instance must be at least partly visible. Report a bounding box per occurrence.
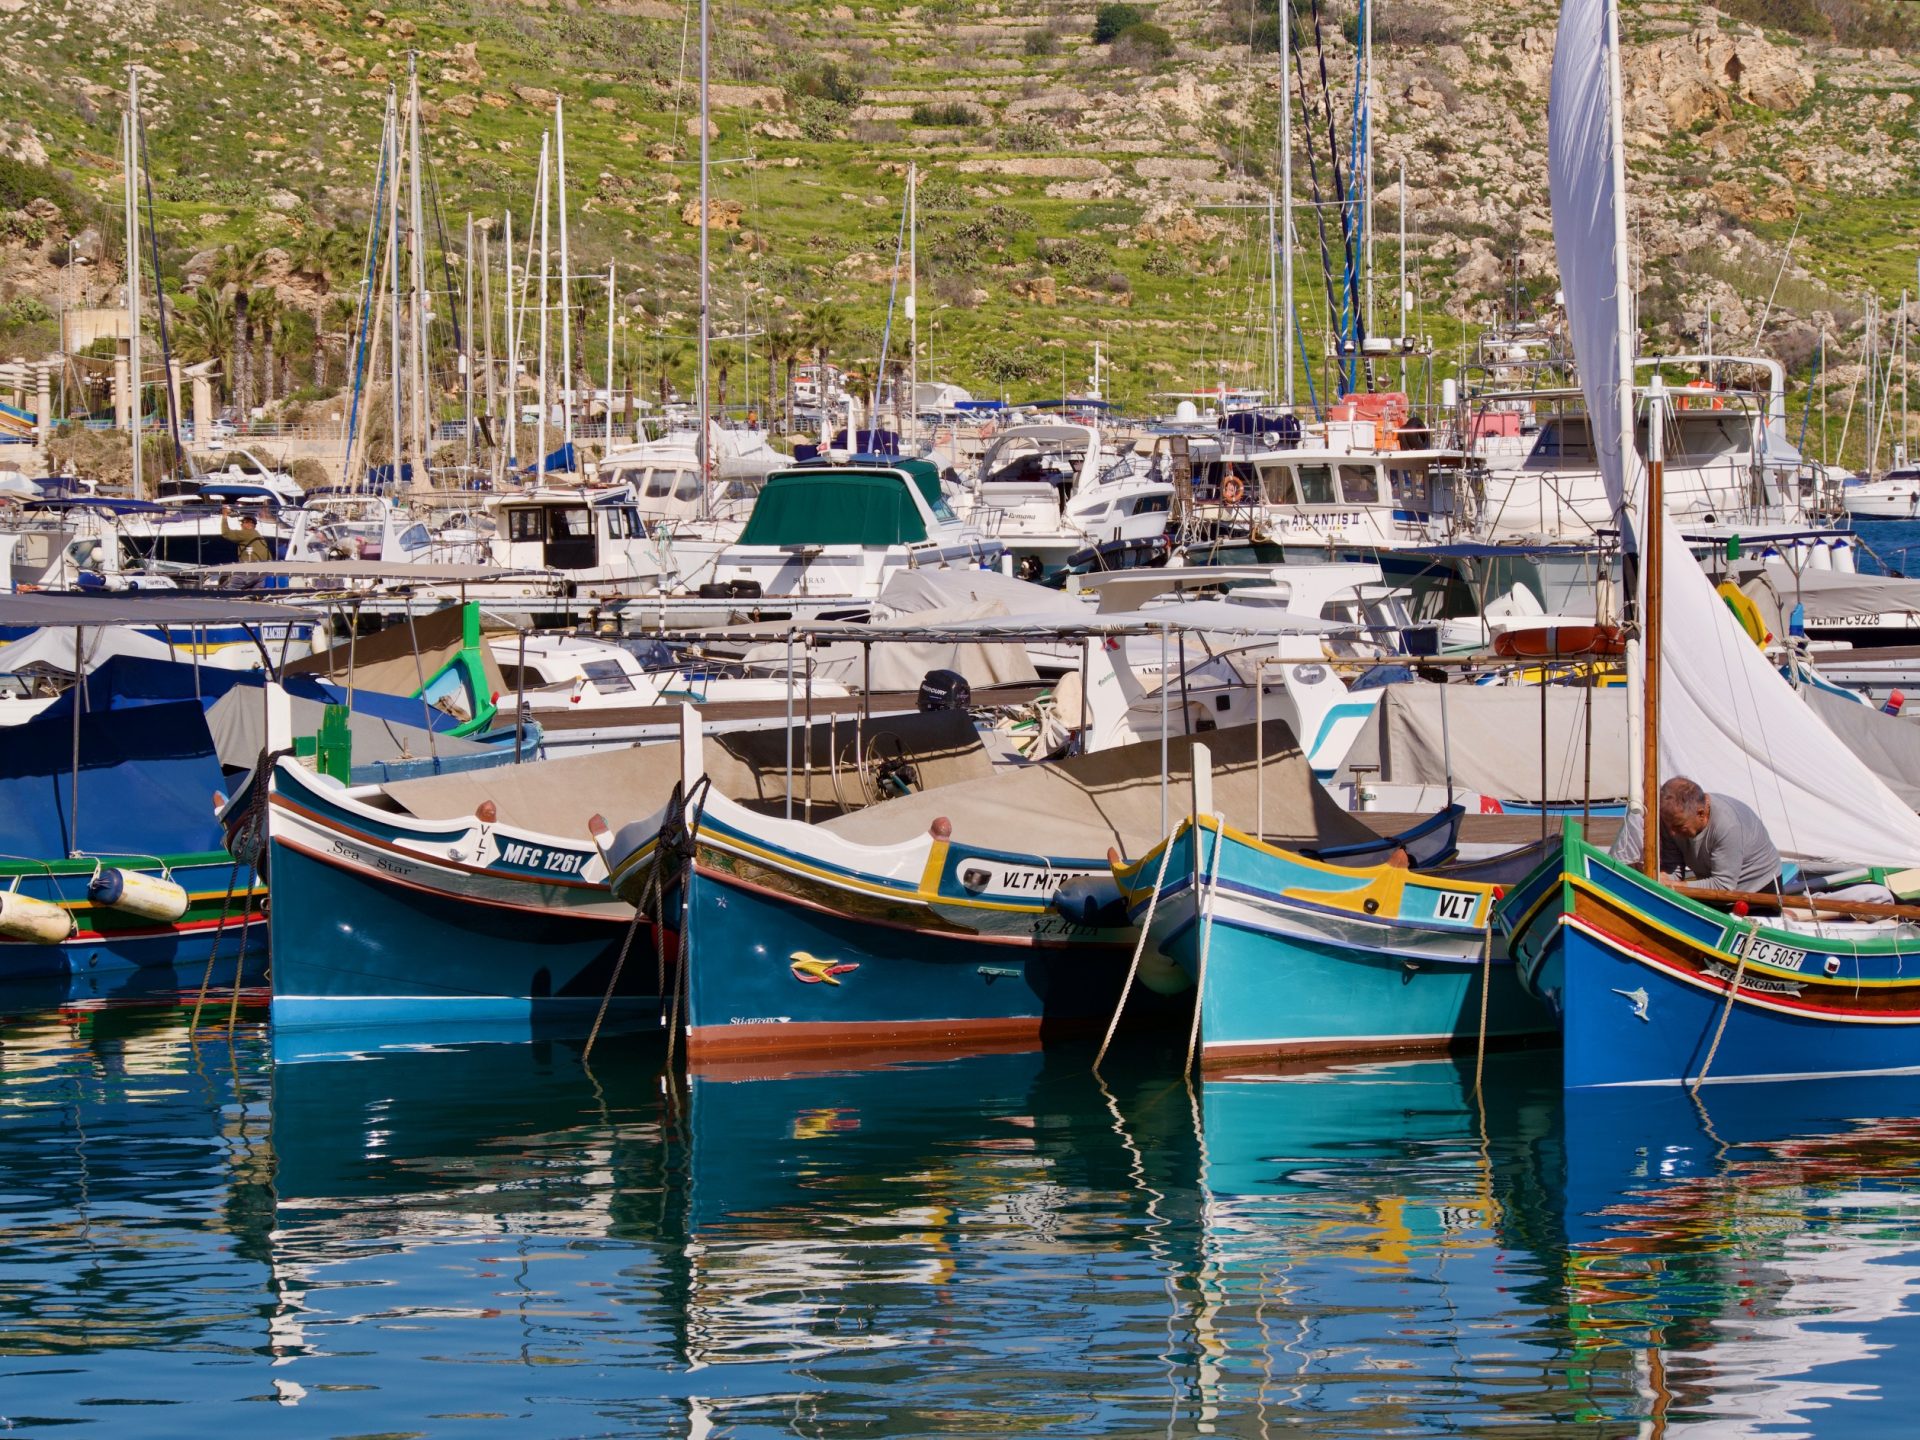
[1338,465,1380,505]
[508,509,545,542]
[672,470,703,502]
[1297,465,1336,505]
[551,507,593,539]
[579,659,636,694]
[602,506,642,539]
[1258,464,1298,506]
[397,523,431,550]
[643,469,673,499]
[1390,467,1429,508]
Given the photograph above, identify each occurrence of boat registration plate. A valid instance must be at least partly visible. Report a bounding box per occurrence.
[1740,937,1809,972]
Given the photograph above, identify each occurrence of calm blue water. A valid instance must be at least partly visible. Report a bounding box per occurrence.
[1843,518,1920,576]
[4,997,1920,1438]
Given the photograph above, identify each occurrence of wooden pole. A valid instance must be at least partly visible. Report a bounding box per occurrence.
[1642,378,1665,878]
[1675,884,1920,924]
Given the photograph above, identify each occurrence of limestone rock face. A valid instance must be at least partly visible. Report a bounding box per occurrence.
[1624,24,1815,136]
[681,198,744,230]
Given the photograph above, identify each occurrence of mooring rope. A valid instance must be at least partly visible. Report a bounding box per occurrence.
[1183,818,1227,1074]
[1093,827,1180,1072]
[1472,924,1494,1100]
[191,748,274,1033]
[1691,913,1756,1094]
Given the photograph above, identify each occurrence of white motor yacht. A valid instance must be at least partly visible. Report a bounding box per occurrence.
[958,419,1172,575]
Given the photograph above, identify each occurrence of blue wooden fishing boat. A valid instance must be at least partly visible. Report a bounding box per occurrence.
[601,707,1446,1063]
[0,695,263,980]
[259,746,677,1028]
[1112,814,1548,1065]
[1497,825,1920,1087]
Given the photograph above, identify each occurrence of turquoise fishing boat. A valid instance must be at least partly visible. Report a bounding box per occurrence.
[1113,813,1547,1065]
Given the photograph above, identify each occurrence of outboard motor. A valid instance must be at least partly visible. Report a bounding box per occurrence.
[917,669,971,713]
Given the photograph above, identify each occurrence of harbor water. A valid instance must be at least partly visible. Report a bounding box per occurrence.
[4,991,1920,1437]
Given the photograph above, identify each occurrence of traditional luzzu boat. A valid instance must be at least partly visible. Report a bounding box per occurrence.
[0,595,313,981]
[600,707,1350,1064]
[1492,0,1920,1088]
[1111,805,1546,1065]
[258,746,678,1028]
[1497,826,1920,1089]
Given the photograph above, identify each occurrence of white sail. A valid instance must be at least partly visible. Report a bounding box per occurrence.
[1549,0,1920,867]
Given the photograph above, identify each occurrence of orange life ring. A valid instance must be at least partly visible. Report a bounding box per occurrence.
[1221,475,1246,505]
[1678,379,1724,411]
[1493,623,1626,659]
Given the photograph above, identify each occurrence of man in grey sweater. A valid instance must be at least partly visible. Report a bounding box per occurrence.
[1609,776,1781,892]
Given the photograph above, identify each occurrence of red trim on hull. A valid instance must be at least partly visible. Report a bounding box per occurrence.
[1563,913,1920,1024]
[686,1013,1065,1063]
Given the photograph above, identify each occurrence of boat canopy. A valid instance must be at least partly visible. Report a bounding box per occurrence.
[0,700,227,858]
[739,469,930,547]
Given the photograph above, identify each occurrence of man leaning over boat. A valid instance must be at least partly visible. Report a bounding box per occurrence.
[1610,777,1781,893]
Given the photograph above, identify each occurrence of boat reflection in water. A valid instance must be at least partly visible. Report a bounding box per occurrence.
[5,1012,1920,1435]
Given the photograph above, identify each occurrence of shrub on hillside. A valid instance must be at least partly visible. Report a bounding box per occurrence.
[785,61,863,109]
[1112,21,1175,64]
[1093,3,1150,43]
[910,101,977,126]
[1024,26,1060,55]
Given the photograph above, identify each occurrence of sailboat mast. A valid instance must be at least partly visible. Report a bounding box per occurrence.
[1398,159,1408,394]
[1642,377,1665,878]
[407,55,428,488]
[464,212,475,454]
[697,0,711,518]
[1362,0,1374,337]
[1267,191,1279,404]
[908,160,918,438]
[606,260,616,445]
[536,133,551,487]
[387,87,403,492]
[124,67,143,502]
[1280,0,1294,409]
[482,222,496,468]
[503,208,516,473]
[556,97,574,453]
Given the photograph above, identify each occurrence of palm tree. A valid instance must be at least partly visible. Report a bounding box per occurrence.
[210,240,269,419]
[653,341,689,409]
[173,284,234,394]
[765,320,801,431]
[277,306,317,399]
[801,302,847,430]
[250,288,284,409]
[318,296,359,390]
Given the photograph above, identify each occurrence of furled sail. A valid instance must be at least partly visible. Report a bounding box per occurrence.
[1549,0,1920,867]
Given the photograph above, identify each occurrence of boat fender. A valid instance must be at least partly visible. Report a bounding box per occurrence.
[0,889,76,944]
[86,867,189,923]
[1051,875,1128,930]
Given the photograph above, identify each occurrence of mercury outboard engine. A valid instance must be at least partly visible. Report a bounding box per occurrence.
[917,668,971,712]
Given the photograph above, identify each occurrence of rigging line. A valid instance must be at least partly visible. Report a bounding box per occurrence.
[1288,15,1344,364]
[422,146,465,357]
[342,108,392,488]
[136,117,185,478]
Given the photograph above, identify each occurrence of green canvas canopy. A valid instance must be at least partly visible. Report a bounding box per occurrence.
[738,469,929,547]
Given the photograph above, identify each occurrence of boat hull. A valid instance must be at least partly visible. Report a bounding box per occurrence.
[0,854,265,982]
[1498,829,1920,1087]
[1120,821,1542,1064]
[264,761,650,1029]
[268,837,651,1027]
[677,859,1132,1062]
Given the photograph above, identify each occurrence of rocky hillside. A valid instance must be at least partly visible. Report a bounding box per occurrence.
[1,0,1916,456]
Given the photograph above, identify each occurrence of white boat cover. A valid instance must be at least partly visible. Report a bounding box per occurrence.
[1340,684,1631,805]
[1741,564,1920,629]
[1551,0,1920,865]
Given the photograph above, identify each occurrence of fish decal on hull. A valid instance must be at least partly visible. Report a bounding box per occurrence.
[790,951,860,985]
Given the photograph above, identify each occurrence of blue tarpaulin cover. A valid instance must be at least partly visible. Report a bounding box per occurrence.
[0,700,227,858]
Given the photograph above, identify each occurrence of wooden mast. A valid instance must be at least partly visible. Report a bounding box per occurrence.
[1641,375,1665,878]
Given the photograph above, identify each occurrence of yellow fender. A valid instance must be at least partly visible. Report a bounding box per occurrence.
[1716,583,1770,647]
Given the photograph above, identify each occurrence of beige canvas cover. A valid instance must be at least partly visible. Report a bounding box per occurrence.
[820,719,1375,862]
[285,605,509,707]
